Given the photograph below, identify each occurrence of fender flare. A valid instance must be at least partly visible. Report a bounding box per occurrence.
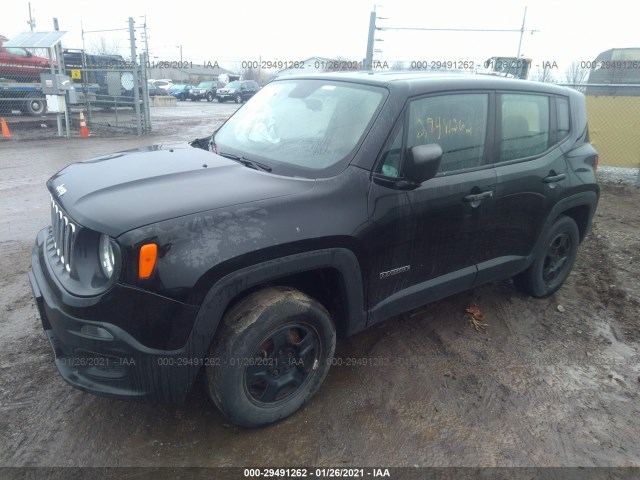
[532,190,599,256]
[187,248,367,358]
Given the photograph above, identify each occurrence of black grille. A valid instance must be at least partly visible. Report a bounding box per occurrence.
[50,195,77,273]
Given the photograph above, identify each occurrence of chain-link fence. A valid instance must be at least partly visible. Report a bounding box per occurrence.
[1,29,150,140]
[560,83,640,186]
[63,49,150,135]
[0,44,54,136]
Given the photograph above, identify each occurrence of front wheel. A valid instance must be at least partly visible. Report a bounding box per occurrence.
[514,215,580,297]
[206,92,214,102]
[207,287,336,427]
[234,94,242,104]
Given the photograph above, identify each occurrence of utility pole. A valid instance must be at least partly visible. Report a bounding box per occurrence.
[27,3,36,31]
[516,6,528,59]
[143,16,150,62]
[364,10,376,71]
[129,17,142,135]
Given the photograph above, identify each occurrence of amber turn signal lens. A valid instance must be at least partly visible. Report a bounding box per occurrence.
[139,244,157,279]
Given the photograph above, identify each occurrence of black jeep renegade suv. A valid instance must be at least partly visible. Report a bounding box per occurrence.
[29,72,599,427]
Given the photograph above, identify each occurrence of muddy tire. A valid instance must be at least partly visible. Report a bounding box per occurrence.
[206,287,335,427]
[514,215,580,298]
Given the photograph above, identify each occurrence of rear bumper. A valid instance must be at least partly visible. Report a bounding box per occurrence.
[28,228,204,403]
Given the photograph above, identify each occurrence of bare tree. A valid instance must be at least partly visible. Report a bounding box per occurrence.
[564,61,589,85]
[390,61,408,71]
[88,36,120,56]
[242,67,259,82]
[532,64,556,83]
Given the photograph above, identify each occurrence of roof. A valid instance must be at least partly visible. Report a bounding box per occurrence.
[3,31,66,48]
[274,70,573,95]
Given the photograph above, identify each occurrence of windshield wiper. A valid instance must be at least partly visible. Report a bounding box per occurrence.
[218,152,272,172]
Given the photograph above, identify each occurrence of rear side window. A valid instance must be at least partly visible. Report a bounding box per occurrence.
[500,93,550,161]
[407,93,489,174]
[557,96,570,140]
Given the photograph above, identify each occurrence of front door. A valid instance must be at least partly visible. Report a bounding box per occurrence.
[367,91,495,322]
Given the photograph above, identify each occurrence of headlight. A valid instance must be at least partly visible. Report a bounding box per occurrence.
[99,234,115,278]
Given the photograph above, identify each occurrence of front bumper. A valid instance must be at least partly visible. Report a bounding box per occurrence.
[28,228,205,403]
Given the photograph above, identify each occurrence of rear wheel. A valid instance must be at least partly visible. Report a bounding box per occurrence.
[207,287,335,427]
[22,94,47,116]
[514,215,579,297]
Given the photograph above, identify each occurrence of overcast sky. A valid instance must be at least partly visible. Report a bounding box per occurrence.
[3,0,638,77]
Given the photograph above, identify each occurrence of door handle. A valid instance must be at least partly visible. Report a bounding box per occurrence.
[543,173,567,183]
[463,190,493,203]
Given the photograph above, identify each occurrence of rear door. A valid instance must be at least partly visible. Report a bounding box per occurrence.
[477,92,570,284]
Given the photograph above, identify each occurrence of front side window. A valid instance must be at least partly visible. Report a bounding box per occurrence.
[500,93,550,161]
[214,80,386,177]
[407,93,489,174]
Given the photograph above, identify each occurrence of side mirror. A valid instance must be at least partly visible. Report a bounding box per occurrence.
[403,144,443,184]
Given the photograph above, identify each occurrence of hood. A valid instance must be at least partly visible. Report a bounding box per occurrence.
[47,143,314,237]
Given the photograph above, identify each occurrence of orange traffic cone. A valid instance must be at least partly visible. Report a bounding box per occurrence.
[1,117,12,138]
[79,110,89,138]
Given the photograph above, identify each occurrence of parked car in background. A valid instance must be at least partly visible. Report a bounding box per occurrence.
[0,44,51,82]
[168,84,193,101]
[147,82,163,96]
[216,80,259,103]
[152,79,173,93]
[190,80,225,102]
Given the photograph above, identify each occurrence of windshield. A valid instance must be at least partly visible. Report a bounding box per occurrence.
[197,82,212,88]
[169,85,185,92]
[224,81,240,90]
[214,79,385,176]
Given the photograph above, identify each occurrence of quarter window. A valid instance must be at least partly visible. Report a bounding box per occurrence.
[557,97,570,140]
[407,94,489,174]
[378,123,404,178]
[500,94,550,161]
